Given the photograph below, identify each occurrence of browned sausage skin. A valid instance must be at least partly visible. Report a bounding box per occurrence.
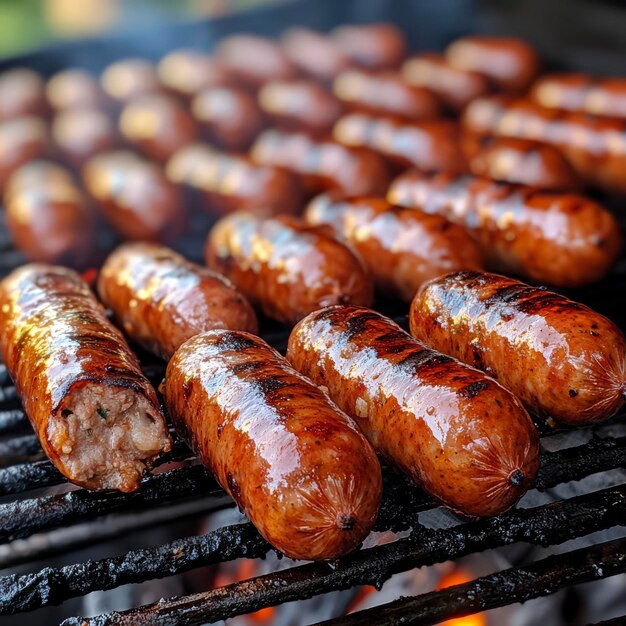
[304,193,483,300]
[0,68,47,121]
[410,271,626,426]
[251,129,390,197]
[205,212,373,324]
[0,264,171,492]
[388,171,621,287]
[46,69,105,111]
[287,306,539,517]
[98,242,258,360]
[100,59,163,103]
[331,23,407,70]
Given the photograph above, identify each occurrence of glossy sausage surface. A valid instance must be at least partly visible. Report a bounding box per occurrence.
[0,68,47,121]
[0,264,171,491]
[388,171,621,287]
[410,271,626,425]
[287,306,539,517]
[331,23,407,70]
[101,59,162,103]
[205,212,373,324]
[164,330,382,560]
[98,242,258,360]
[304,193,483,300]
[46,69,105,111]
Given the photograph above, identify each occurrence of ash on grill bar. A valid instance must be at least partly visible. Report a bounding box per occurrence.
[0,1,625,625]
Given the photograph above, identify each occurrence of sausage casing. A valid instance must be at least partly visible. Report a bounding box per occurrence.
[98,242,258,360]
[164,330,382,560]
[331,23,407,70]
[304,193,483,300]
[0,264,171,491]
[205,212,373,324]
[0,68,47,121]
[287,306,539,517]
[100,58,163,103]
[46,69,105,111]
[388,171,621,287]
[410,271,626,426]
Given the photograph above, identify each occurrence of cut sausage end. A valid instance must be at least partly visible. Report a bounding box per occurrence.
[336,513,356,531]
[507,469,525,487]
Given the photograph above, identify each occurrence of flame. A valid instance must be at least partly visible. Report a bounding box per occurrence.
[437,568,487,626]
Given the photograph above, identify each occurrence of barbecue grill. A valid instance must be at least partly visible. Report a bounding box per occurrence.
[0,0,625,624]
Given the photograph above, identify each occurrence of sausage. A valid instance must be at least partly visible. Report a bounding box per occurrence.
[205,212,373,324]
[163,329,382,560]
[166,143,302,216]
[100,58,163,103]
[0,68,47,121]
[191,86,263,150]
[119,94,198,162]
[445,36,540,93]
[401,53,491,112]
[463,135,581,191]
[281,28,352,82]
[258,80,344,134]
[83,150,185,242]
[410,271,626,426]
[530,73,626,119]
[333,112,466,173]
[287,306,539,517]
[46,69,105,111]
[251,129,390,196]
[331,23,407,70]
[52,109,119,168]
[304,193,483,301]
[157,50,233,99]
[0,116,50,190]
[333,69,441,121]
[462,95,626,194]
[215,35,297,87]
[0,264,171,492]
[388,171,621,287]
[98,242,258,360]
[4,161,93,266]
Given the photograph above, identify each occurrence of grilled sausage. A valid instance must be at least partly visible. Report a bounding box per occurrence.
[0,264,171,491]
[287,306,539,517]
[331,23,407,70]
[333,70,440,121]
[191,86,263,150]
[215,35,297,87]
[462,95,626,194]
[83,150,185,242]
[119,94,198,162]
[0,68,47,121]
[205,212,373,324]
[445,36,540,93]
[410,271,626,426]
[251,129,390,196]
[304,193,483,301]
[98,242,258,360]
[46,69,105,111]
[388,171,621,287]
[4,161,93,266]
[167,143,302,216]
[463,136,581,191]
[401,53,491,112]
[258,80,343,134]
[334,113,466,173]
[164,330,382,560]
[101,58,162,103]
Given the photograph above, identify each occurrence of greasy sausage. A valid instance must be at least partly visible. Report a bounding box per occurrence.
[46,69,105,111]
[101,58,163,103]
[83,150,185,242]
[331,23,407,70]
[410,271,626,426]
[4,161,93,266]
[388,171,621,287]
[119,94,198,162]
[98,242,258,360]
[167,143,302,216]
[401,53,491,112]
[258,80,344,134]
[333,113,466,173]
[164,329,382,560]
[304,193,483,301]
[0,68,47,121]
[251,129,390,196]
[445,36,540,93]
[462,95,626,194]
[0,264,171,491]
[333,69,440,121]
[287,306,539,517]
[205,212,373,324]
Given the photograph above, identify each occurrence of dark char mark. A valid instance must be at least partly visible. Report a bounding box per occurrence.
[458,380,488,399]
[344,310,383,339]
[215,332,257,352]
[396,349,454,373]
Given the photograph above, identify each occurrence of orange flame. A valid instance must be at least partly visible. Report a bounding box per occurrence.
[437,568,487,626]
